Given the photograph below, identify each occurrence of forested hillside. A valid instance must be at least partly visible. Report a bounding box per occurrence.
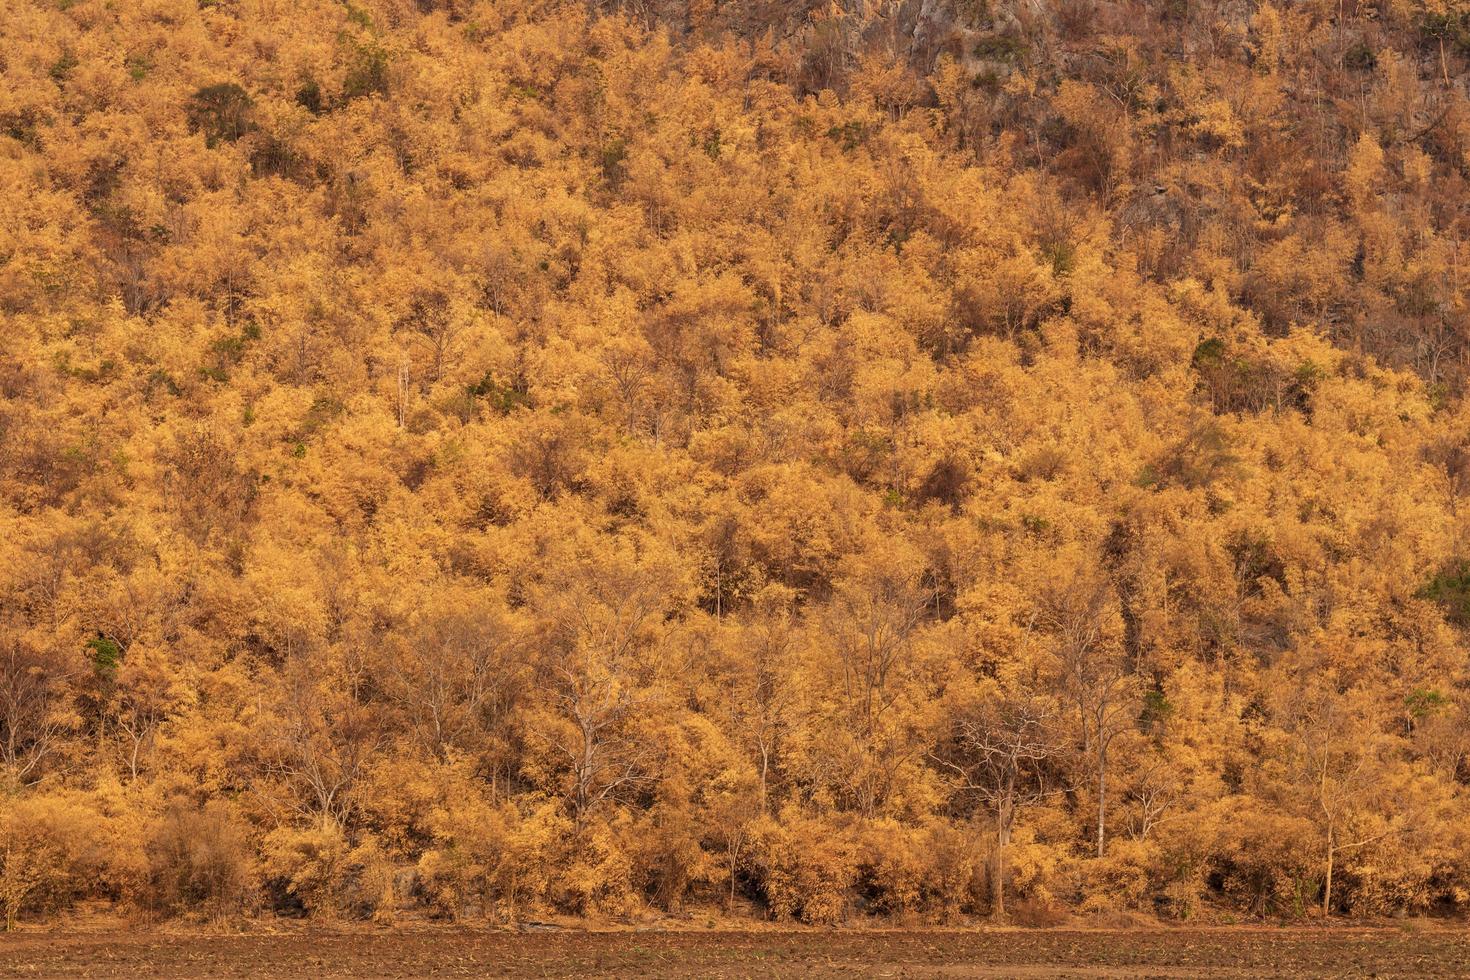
[2,0,1470,927]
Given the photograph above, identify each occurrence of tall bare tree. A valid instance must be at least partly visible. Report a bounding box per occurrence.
[386,596,521,763]
[732,585,800,813]
[936,684,1063,920]
[824,550,936,817]
[0,637,71,784]
[1040,570,1138,857]
[532,557,682,831]
[1280,683,1405,916]
[264,658,384,829]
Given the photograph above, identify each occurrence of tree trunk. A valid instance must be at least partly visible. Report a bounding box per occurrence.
[992,805,1011,920]
[1322,828,1334,917]
[758,742,770,813]
[1096,743,1107,858]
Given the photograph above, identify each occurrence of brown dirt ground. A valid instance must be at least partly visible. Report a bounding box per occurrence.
[3,925,1469,978]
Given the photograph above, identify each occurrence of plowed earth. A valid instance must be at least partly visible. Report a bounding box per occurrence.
[4,926,1468,978]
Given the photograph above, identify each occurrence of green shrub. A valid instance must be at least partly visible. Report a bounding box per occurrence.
[1418,561,1470,627]
[185,83,253,146]
[343,41,390,101]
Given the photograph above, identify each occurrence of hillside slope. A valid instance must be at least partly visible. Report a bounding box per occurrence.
[2,0,1470,925]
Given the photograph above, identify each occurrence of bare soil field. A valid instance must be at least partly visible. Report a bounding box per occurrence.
[3,926,1470,978]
